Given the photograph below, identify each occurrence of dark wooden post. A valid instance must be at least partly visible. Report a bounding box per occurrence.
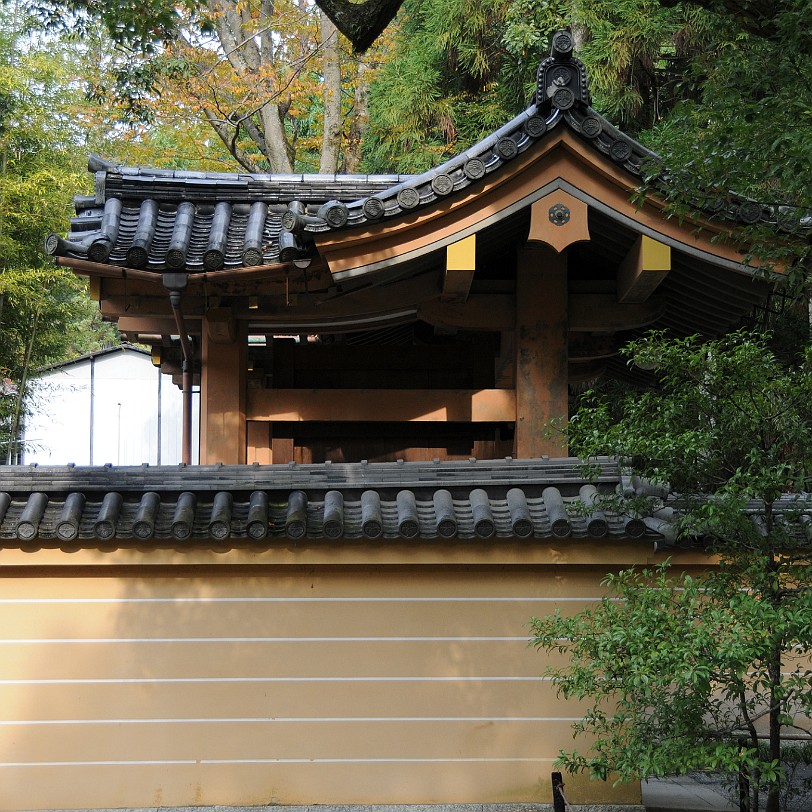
[515,244,568,457]
[552,772,567,812]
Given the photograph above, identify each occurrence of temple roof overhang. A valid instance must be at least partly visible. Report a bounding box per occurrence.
[48,32,799,292]
[42,30,802,387]
[47,131,774,349]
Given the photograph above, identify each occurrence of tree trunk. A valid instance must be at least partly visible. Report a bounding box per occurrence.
[341,58,369,173]
[319,12,342,174]
[258,103,294,173]
[5,307,39,465]
[765,643,782,812]
[203,109,265,173]
[206,0,294,173]
[764,525,781,812]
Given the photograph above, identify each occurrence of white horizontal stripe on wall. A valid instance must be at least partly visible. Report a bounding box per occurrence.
[0,675,551,684]
[0,716,581,725]
[0,596,607,604]
[0,757,553,767]
[0,760,198,767]
[210,758,552,764]
[0,636,533,644]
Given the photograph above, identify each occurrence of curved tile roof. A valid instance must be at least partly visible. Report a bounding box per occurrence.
[47,31,802,275]
[0,457,647,544]
[1,458,807,549]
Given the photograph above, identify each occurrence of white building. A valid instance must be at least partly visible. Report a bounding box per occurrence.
[22,344,199,465]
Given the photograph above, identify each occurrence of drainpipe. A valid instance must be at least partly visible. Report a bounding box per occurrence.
[156,365,162,466]
[165,274,194,465]
[89,353,95,465]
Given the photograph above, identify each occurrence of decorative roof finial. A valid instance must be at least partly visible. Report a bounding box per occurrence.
[536,29,590,112]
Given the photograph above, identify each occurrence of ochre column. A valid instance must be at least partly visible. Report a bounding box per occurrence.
[515,244,568,457]
[200,314,247,464]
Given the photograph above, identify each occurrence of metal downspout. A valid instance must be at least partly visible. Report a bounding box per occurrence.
[89,353,95,465]
[169,290,194,465]
[156,364,162,465]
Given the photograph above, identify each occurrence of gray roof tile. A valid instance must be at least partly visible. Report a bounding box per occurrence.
[2,459,806,548]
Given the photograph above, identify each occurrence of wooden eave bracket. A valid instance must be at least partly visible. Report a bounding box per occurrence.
[528,189,590,253]
[442,234,476,303]
[617,234,671,303]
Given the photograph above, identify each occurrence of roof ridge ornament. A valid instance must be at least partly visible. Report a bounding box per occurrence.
[536,29,590,113]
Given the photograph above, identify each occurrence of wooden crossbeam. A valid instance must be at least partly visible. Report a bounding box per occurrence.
[421,293,664,332]
[117,316,202,335]
[570,293,667,331]
[248,389,516,423]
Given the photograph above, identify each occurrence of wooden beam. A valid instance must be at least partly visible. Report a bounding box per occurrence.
[117,316,202,335]
[418,295,514,331]
[569,293,666,332]
[247,389,516,423]
[442,234,476,303]
[568,333,617,361]
[100,295,208,317]
[56,256,163,283]
[528,190,590,253]
[617,234,671,303]
[114,293,660,337]
[515,244,568,457]
[420,293,664,333]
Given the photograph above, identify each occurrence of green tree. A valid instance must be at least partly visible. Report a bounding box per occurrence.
[640,24,812,280]
[44,0,382,174]
[531,331,812,812]
[0,8,117,462]
[502,0,812,277]
[361,0,542,173]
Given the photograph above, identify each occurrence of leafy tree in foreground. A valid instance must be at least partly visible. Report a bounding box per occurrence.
[0,8,117,461]
[531,331,812,812]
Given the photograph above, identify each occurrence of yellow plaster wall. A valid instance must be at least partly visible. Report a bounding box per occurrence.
[0,555,661,810]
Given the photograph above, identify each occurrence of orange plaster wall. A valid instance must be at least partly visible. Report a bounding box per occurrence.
[0,552,671,810]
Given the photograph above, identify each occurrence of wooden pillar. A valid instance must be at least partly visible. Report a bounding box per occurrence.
[515,244,568,457]
[246,422,271,464]
[200,313,247,464]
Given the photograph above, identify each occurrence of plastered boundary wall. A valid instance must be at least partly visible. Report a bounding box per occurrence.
[16,805,644,812]
[0,543,701,811]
